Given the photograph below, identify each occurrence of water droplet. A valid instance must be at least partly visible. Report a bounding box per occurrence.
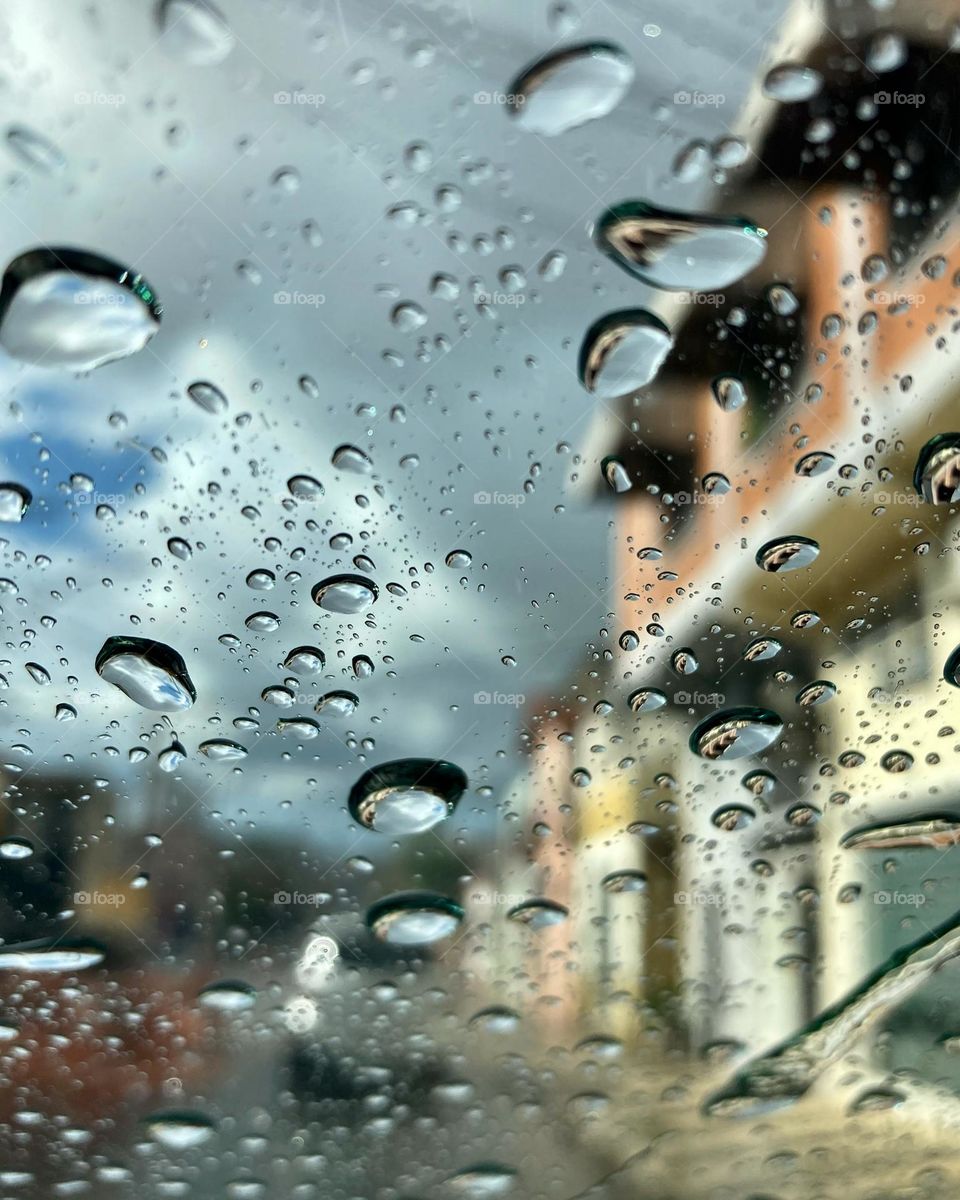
[349,758,466,833]
[841,814,960,850]
[312,574,378,614]
[796,680,836,706]
[712,375,747,412]
[601,869,647,893]
[628,687,667,714]
[881,748,913,773]
[445,549,472,569]
[795,450,835,477]
[0,939,105,971]
[144,1111,217,1150]
[315,690,358,717]
[690,706,783,760]
[506,898,568,928]
[287,474,324,500]
[671,647,698,675]
[0,247,161,371]
[284,645,325,675]
[366,891,464,945]
[0,483,31,522]
[506,42,634,136]
[755,535,820,573]
[332,445,373,474]
[914,433,960,504]
[711,804,755,831]
[594,201,767,291]
[96,636,196,712]
[187,380,228,414]
[6,125,66,173]
[158,0,234,65]
[198,738,247,761]
[762,63,823,102]
[578,309,673,397]
[602,456,632,492]
[245,611,279,633]
[0,837,33,860]
[158,739,187,772]
[198,979,257,1012]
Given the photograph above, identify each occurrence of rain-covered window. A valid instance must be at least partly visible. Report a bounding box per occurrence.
[3,1,960,1197]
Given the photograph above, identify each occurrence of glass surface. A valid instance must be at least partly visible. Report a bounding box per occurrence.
[2,1,960,1197]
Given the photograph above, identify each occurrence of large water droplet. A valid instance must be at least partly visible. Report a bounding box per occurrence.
[0,483,31,522]
[762,63,823,101]
[578,309,673,397]
[594,201,767,291]
[349,758,467,834]
[755,535,820,573]
[913,433,960,504]
[6,125,66,173]
[197,979,256,1012]
[96,636,196,712]
[312,574,378,614]
[506,42,634,136]
[366,891,464,945]
[690,706,783,760]
[0,939,105,971]
[144,1111,217,1150]
[0,247,161,371]
[187,380,228,414]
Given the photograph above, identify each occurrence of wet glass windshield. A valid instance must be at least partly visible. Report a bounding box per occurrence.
[3,0,960,1197]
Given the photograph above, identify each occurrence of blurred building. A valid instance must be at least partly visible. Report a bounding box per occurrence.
[476,0,960,1058]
